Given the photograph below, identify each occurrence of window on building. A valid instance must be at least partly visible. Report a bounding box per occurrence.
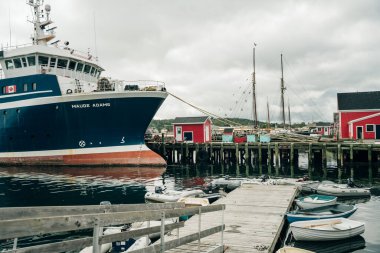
[14,58,22,68]
[5,59,14,69]
[23,84,28,92]
[76,63,84,72]
[50,58,57,68]
[32,83,37,91]
[366,124,374,132]
[21,57,28,67]
[68,60,77,71]
[27,55,36,66]
[2,86,6,94]
[57,59,68,69]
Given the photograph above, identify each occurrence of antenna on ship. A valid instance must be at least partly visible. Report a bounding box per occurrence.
[252,43,258,130]
[288,98,291,130]
[27,0,56,45]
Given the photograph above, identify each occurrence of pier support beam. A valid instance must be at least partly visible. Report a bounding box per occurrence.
[267,143,272,175]
[275,143,279,176]
[290,143,294,178]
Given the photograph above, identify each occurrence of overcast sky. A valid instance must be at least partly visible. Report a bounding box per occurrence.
[1,0,379,123]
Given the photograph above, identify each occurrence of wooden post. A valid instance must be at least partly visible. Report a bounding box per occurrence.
[337,144,341,168]
[235,143,239,165]
[275,143,279,176]
[290,143,294,178]
[180,143,184,164]
[267,143,272,175]
[322,144,327,180]
[92,221,101,253]
[185,143,189,164]
[161,133,166,157]
[258,143,262,175]
[221,143,224,164]
[195,143,199,163]
[368,144,373,186]
[350,144,354,179]
[210,143,214,163]
[245,143,249,165]
[308,143,312,179]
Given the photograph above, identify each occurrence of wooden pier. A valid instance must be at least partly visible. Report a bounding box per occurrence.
[159,184,299,253]
[148,141,380,169]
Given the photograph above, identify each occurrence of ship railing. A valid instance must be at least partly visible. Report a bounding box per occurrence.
[117,80,166,92]
[0,43,33,51]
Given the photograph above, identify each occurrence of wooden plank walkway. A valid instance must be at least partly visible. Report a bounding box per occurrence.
[162,184,299,253]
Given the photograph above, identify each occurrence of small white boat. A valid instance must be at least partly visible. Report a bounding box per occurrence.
[79,227,122,253]
[290,218,365,241]
[276,246,314,253]
[295,194,337,209]
[178,197,210,206]
[145,186,205,203]
[122,237,150,252]
[316,183,371,197]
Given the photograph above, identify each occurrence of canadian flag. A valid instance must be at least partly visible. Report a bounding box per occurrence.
[5,85,16,94]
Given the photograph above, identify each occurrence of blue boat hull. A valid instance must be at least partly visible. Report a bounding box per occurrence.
[286,204,357,223]
[0,74,167,166]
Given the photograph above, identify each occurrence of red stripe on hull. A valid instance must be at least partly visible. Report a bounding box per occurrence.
[0,150,166,166]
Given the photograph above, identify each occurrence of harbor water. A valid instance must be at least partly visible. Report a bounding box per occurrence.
[0,160,379,252]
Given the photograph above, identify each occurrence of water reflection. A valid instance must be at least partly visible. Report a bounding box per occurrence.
[0,166,165,207]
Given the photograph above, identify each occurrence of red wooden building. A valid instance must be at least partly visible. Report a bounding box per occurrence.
[172,116,212,143]
[337,91,380,140]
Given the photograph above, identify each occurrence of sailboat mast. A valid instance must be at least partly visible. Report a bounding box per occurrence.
[267,97,270,130]
[288,98,291,129]
[252,45,258,129]
[280,54,286,128]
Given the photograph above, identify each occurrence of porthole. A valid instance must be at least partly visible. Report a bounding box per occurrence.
[16,109,20,114]
[3,110,7,115]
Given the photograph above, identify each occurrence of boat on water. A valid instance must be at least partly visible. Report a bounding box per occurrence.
[0,0,167,166]
[286,204,357,223]
[316,183,370,198]
[289,218,365,241]
[276,246,314,253]
[295,194,337,210]
[145,186,205,203]
[292,235,365,253]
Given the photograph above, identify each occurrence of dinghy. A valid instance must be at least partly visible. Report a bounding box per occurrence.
[289,218,365,241]
[295,194,337,209]
[286,204,357,223]
[276,246,314,253]
[316,183,370,197]
[145,186,205,203]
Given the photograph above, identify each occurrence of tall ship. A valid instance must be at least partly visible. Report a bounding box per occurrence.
[0,0,167,166]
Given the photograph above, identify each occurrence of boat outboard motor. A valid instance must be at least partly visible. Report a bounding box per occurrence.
[155,186,164,194]
[347,178,363,188]
[260,174,269,182]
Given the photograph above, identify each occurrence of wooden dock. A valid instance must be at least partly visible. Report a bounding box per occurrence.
[161,184,299,253]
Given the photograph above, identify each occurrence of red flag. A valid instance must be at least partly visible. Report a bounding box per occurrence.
[5,85,16,94]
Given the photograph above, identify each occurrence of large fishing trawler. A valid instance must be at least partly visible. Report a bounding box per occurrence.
[0,0,167,166]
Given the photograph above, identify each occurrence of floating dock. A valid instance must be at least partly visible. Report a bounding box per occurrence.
[162,184,299,253]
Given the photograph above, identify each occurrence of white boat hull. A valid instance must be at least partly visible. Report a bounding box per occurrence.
[317,184,371,197]
[145,189,205,203]
[290,218,365,241]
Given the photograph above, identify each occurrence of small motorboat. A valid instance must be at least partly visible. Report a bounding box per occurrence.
[295,194,337,209]
[316,183,371,198]
[286,204,357,223]
[145,186,205,203]
[289,218,365,241]
[276,246,314,253]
